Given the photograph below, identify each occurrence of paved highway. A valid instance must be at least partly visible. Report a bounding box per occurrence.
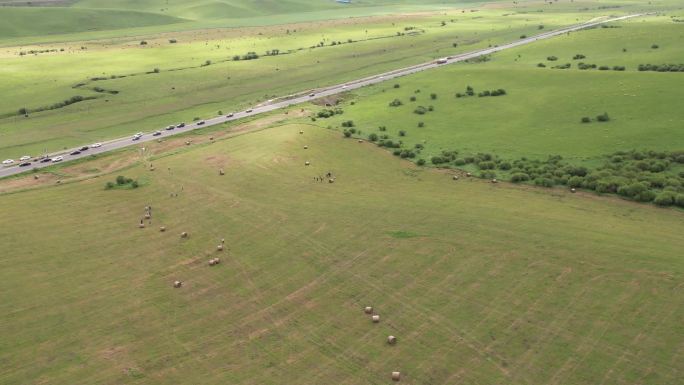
[0,13,644,179]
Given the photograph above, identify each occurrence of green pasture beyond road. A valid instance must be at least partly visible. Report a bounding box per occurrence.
[320,16,684,161]
[0,124,682,384]
[0,0,673,159]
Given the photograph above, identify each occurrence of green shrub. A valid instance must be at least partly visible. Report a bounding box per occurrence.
[389,99,403,107]
[398,130,406,137]
[581,117,591,123]
[368,133,378,141]
[596,112,610,122]
[116,175,127,185]
[454,158,466,166]
[675,194,684,208]
[478,161,496,170]
[510,172,530,182]
[417,159,426,166]
[105,181,115,189]
[131,180,139,188]
[654,191,676,206]
[431,156,445,165]
[414,106,428,115]
[534,177,554,187]
[341,120,354,127]
[430,93,437,100]
[343,130,351,138]
[418,122,424,128]
[498,161,512,170]
[394,84,400,88]
[567,176,584,188]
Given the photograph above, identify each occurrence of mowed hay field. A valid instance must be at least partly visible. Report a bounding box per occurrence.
[1,124,683,384]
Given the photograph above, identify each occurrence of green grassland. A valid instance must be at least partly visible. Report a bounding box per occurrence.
[312,15,684,204]
[0,6,601,159]
[321,17,684,160]
[1,122,683,384]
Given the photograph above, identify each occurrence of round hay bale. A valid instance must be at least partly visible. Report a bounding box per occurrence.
[181,232,188,238]
[219,169,225,175]
[173,280,182,288]
[571,188,576,193]
[217,244,224,251]
[328,178,335,183]
[453,175,459,180]
[304,145,308,149]
[364,306,373,314]
[209,136,214,141]
[305,161,310,166]
[209,259,216,266]
[387,335,397,345]
[214,257,220,265]
[299,130,304,134]
[466,172,472,177]
[144,213,151,219]
[491,178,498,184]
[138,223,145,228]
[34,175,39,180]
[185,141,191,146]
[150,167,155,171]
[372,315,380,323]
[391,371,401,381]
[160,226,166,232]
[358,139,363,143]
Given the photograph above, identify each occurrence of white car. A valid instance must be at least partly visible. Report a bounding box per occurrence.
[51,156,64,163]
[2,159,14,165]
[132,132,143,140]
[91,143,102,148]
[19,155,31,161]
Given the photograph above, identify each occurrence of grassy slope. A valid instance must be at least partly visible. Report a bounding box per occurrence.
[320,17,684,161]
[0,123,682,384]
[0,7,186,38]
[0,8,583,159]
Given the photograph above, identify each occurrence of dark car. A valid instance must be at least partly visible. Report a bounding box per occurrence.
[80,146,89,151]
[152,131,162,136]
[166,126,175,131]
[40,158,51,163]
[70,150,81,155]
[226,113,234,118]
[176,123,185,128]
[245,109,253,113]
[197,120,205,125]
[19,162,31,167]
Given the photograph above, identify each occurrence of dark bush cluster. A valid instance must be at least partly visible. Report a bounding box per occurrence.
[106,176,139,189]
[580,113,610,123]
[572,54,586,60]
[477,89,506,97]
[341,120,355,128]
[578,62,597,70]
[233,51,259,61]
[415,147,683,206]
[552,63,571,69]
[19,95,98,115]
[547,56,558,61]
[377,139,401,148]
[389,98,403,107]
[637,64,684,72]
[316,108,343,118]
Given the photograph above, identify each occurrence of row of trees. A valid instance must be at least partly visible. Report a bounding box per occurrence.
[638,64,684,72]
